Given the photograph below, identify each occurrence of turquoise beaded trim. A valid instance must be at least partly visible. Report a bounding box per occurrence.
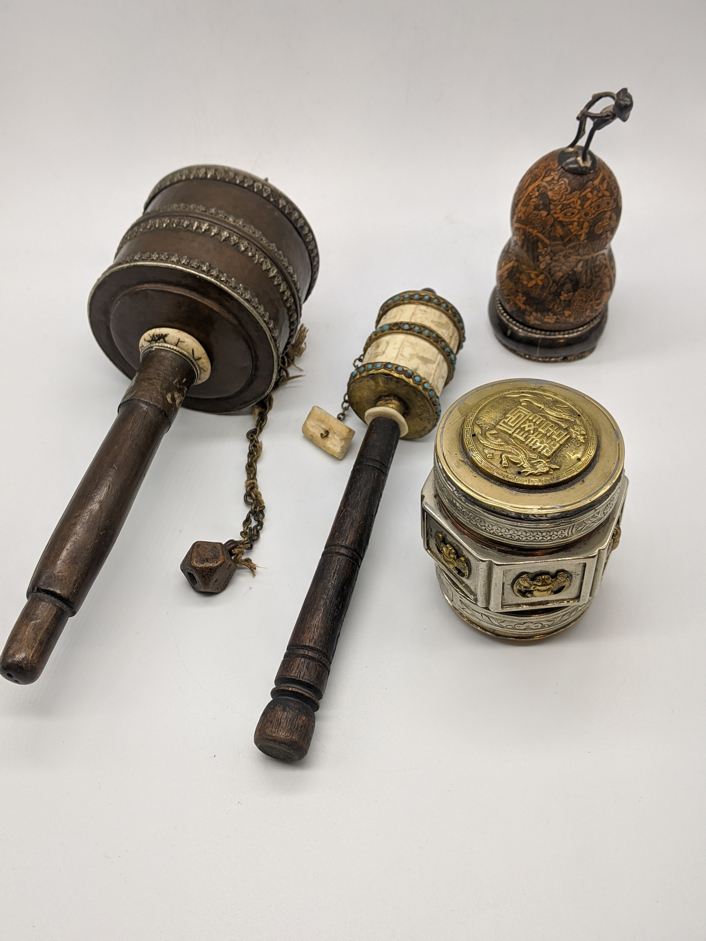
[362,320,457,383]
[347,361,442,419]
[376,290,465,349]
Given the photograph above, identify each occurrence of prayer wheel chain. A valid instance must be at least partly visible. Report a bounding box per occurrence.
[225,324,310,574]
[336,354,363,422]
[180,325,308,593]
[224,395,272,574]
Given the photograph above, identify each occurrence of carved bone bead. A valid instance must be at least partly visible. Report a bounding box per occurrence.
[302,406,355,459]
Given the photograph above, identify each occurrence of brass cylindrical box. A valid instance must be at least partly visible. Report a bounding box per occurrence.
[421,379,626,640]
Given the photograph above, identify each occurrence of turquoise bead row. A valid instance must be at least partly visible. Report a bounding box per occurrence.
[376,290,465,347]
[363,320,457,381]
[348,362,442,418]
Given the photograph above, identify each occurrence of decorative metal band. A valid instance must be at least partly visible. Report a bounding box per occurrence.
[348,360,442,420]
[140,203,301,299]
[436,568,586,637]
[109,251,280,355]
[376,290,465,348]
[493,334,595,364]
[145,165,319,294]
[363,321,457,384]
[433,464,625,548]
[495,293,605,340]
[117,214,299,345]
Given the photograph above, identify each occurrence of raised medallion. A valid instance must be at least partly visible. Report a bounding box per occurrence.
[462,387,597,487]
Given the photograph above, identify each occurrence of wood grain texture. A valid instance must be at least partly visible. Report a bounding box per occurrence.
[0,349,195,684]
[254,416,401,761]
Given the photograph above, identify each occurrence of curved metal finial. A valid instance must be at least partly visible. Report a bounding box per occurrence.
[560,88,633,173]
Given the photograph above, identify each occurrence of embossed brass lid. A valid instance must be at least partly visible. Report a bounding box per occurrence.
[463,384,598,487]
[434,379,624,547]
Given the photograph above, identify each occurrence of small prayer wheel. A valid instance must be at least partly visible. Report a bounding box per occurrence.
[489,89,633,361]
[256,289,465,761]
[346,290,465,438]
[422,379,627,640]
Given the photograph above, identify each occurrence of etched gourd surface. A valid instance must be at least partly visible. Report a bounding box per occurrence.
[497,150,622,330]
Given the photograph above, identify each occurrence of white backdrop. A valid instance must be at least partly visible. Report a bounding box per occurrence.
[1,1,704,938]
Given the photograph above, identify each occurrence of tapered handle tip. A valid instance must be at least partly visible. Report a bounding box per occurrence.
[254,698,316,762]
[1,596,70,685]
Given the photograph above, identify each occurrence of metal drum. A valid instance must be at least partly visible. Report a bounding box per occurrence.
[89,165,318,413]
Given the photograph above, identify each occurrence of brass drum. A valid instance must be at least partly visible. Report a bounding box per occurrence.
[421,379,627,640]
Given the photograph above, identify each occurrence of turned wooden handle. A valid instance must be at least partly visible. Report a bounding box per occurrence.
[254,416,401,761]
[1,348,195,685]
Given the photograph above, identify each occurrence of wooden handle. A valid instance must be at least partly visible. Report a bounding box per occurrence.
[1,348,195,685]
[254,416,401,761]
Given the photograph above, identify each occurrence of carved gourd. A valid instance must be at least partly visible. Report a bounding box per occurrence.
[489,89,633,361]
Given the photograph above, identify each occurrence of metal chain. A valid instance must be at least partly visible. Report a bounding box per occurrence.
[223,325,308,575]
[336,354,363,422]
[240,396,271,549]
[223,394,272,573]
[224,327,361,574]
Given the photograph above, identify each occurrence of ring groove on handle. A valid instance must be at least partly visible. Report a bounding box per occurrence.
[254,416,401,760]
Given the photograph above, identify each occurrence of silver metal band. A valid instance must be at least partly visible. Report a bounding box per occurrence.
[434,458,626,549]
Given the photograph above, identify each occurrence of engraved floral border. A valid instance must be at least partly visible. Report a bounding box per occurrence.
[435,468,624,546]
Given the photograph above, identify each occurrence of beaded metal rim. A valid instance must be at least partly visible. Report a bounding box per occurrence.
[98,251,280,348]
[135,203,302,300]
[144,165,319,297]
[376,290,465,349]
[117,208,301,348]
[347,362,442,439]
[362,321,457,384]
[349,362,441,414]
[495,292,605,339]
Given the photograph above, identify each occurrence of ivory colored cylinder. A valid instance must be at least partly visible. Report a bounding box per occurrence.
[363,302,461,392]
[347,290,466,440]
